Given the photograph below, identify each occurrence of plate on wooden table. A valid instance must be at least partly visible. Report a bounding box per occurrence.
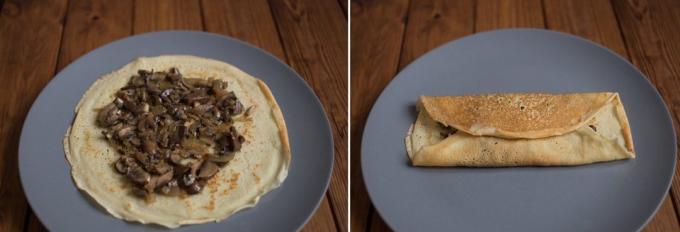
[18,31,333,231]
[362,29,676,232]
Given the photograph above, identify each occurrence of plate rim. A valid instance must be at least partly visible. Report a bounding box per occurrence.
[361,28,677,231]
[18,30,335,231]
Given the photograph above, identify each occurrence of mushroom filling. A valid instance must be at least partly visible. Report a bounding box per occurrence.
[439,123,458,138]
[97,68,246,199]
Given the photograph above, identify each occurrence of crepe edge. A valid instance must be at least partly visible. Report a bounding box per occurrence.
[405,124,415,161]
[611,93,635,156]
[256,80,292,166]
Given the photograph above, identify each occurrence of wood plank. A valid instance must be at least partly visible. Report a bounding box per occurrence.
[57,0,134,70]
[367,0,476,229]
[133,0,202,33]
[200,0,285,60]
[368,212,392,232]
[24,0,134,230]
[349,0,410,231]
[268,0,347,231]
[0,0,68,231]
[543,0,627,57]
[25,212,47,232]
[612,0,680,225]
[399,0,475,69]
[545,0,680,229]
[475,0,544,32]
[643,195,680,232]
[301,198,339,232]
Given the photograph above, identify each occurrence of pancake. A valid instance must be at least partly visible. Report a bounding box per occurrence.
[64,55,290,228]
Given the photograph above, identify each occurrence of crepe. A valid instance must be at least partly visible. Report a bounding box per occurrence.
[405,92,635,166]
[64,55,290,228]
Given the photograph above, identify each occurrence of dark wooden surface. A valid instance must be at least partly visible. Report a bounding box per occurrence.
[0,0,347,231]
[351,0,680,231]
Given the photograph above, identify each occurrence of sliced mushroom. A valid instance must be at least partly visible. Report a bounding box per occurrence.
[146,82,162,95]
[186,181,204,194]
[159,180,181,196]
[144,167,170,193]
[230,100,243,115]
[169,152,183,165]
[174,163,190,176]
[160,88,173,98]
[114,158,128,174]
[194,104,213,113]
[151,105,167,115]
[123,99,147,115]
[198,161,219,179]
[156,171,174,187]
[151,161,172,174]
[116,126,135,138]
[126,167,151,185]
[114,98,124,108]
[182,173,196,186]
[97,103,120,127]
[134,152,149,165]
[143,138,158,154]
[129,75,145,87]
[137,114,156,132]
[131,186,148,198]
[189,160,203,175]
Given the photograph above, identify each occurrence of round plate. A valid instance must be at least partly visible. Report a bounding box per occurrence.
[362,29,676,232]
[19,31,333,231]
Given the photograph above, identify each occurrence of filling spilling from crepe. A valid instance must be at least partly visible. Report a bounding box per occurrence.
[97,68,248,200]
[406,92,635,166]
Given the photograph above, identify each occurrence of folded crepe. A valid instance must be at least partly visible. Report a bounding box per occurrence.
[405,92,635,166]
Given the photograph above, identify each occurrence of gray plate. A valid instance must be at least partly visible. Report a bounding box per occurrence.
[19,31,333,232]
[362,29,676,232]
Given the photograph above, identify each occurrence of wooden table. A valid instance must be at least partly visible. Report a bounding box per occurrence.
[0,0,347,231]
[351,0,680,231]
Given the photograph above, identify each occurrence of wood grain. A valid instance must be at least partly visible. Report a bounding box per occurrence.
[24,211,46,232]
[350,0,410,231]
[644,195,680,232]
[612,0,680,229]
[200,0,285,60]
[133,0,202,33]
[543,0,627,57]
[399,0,474,69]
[24,0,134,230]
[57,0,133,71]
[268,0,348,231]
[301,198,339,232]
[475,0,544,32]
[0,0,68,231]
